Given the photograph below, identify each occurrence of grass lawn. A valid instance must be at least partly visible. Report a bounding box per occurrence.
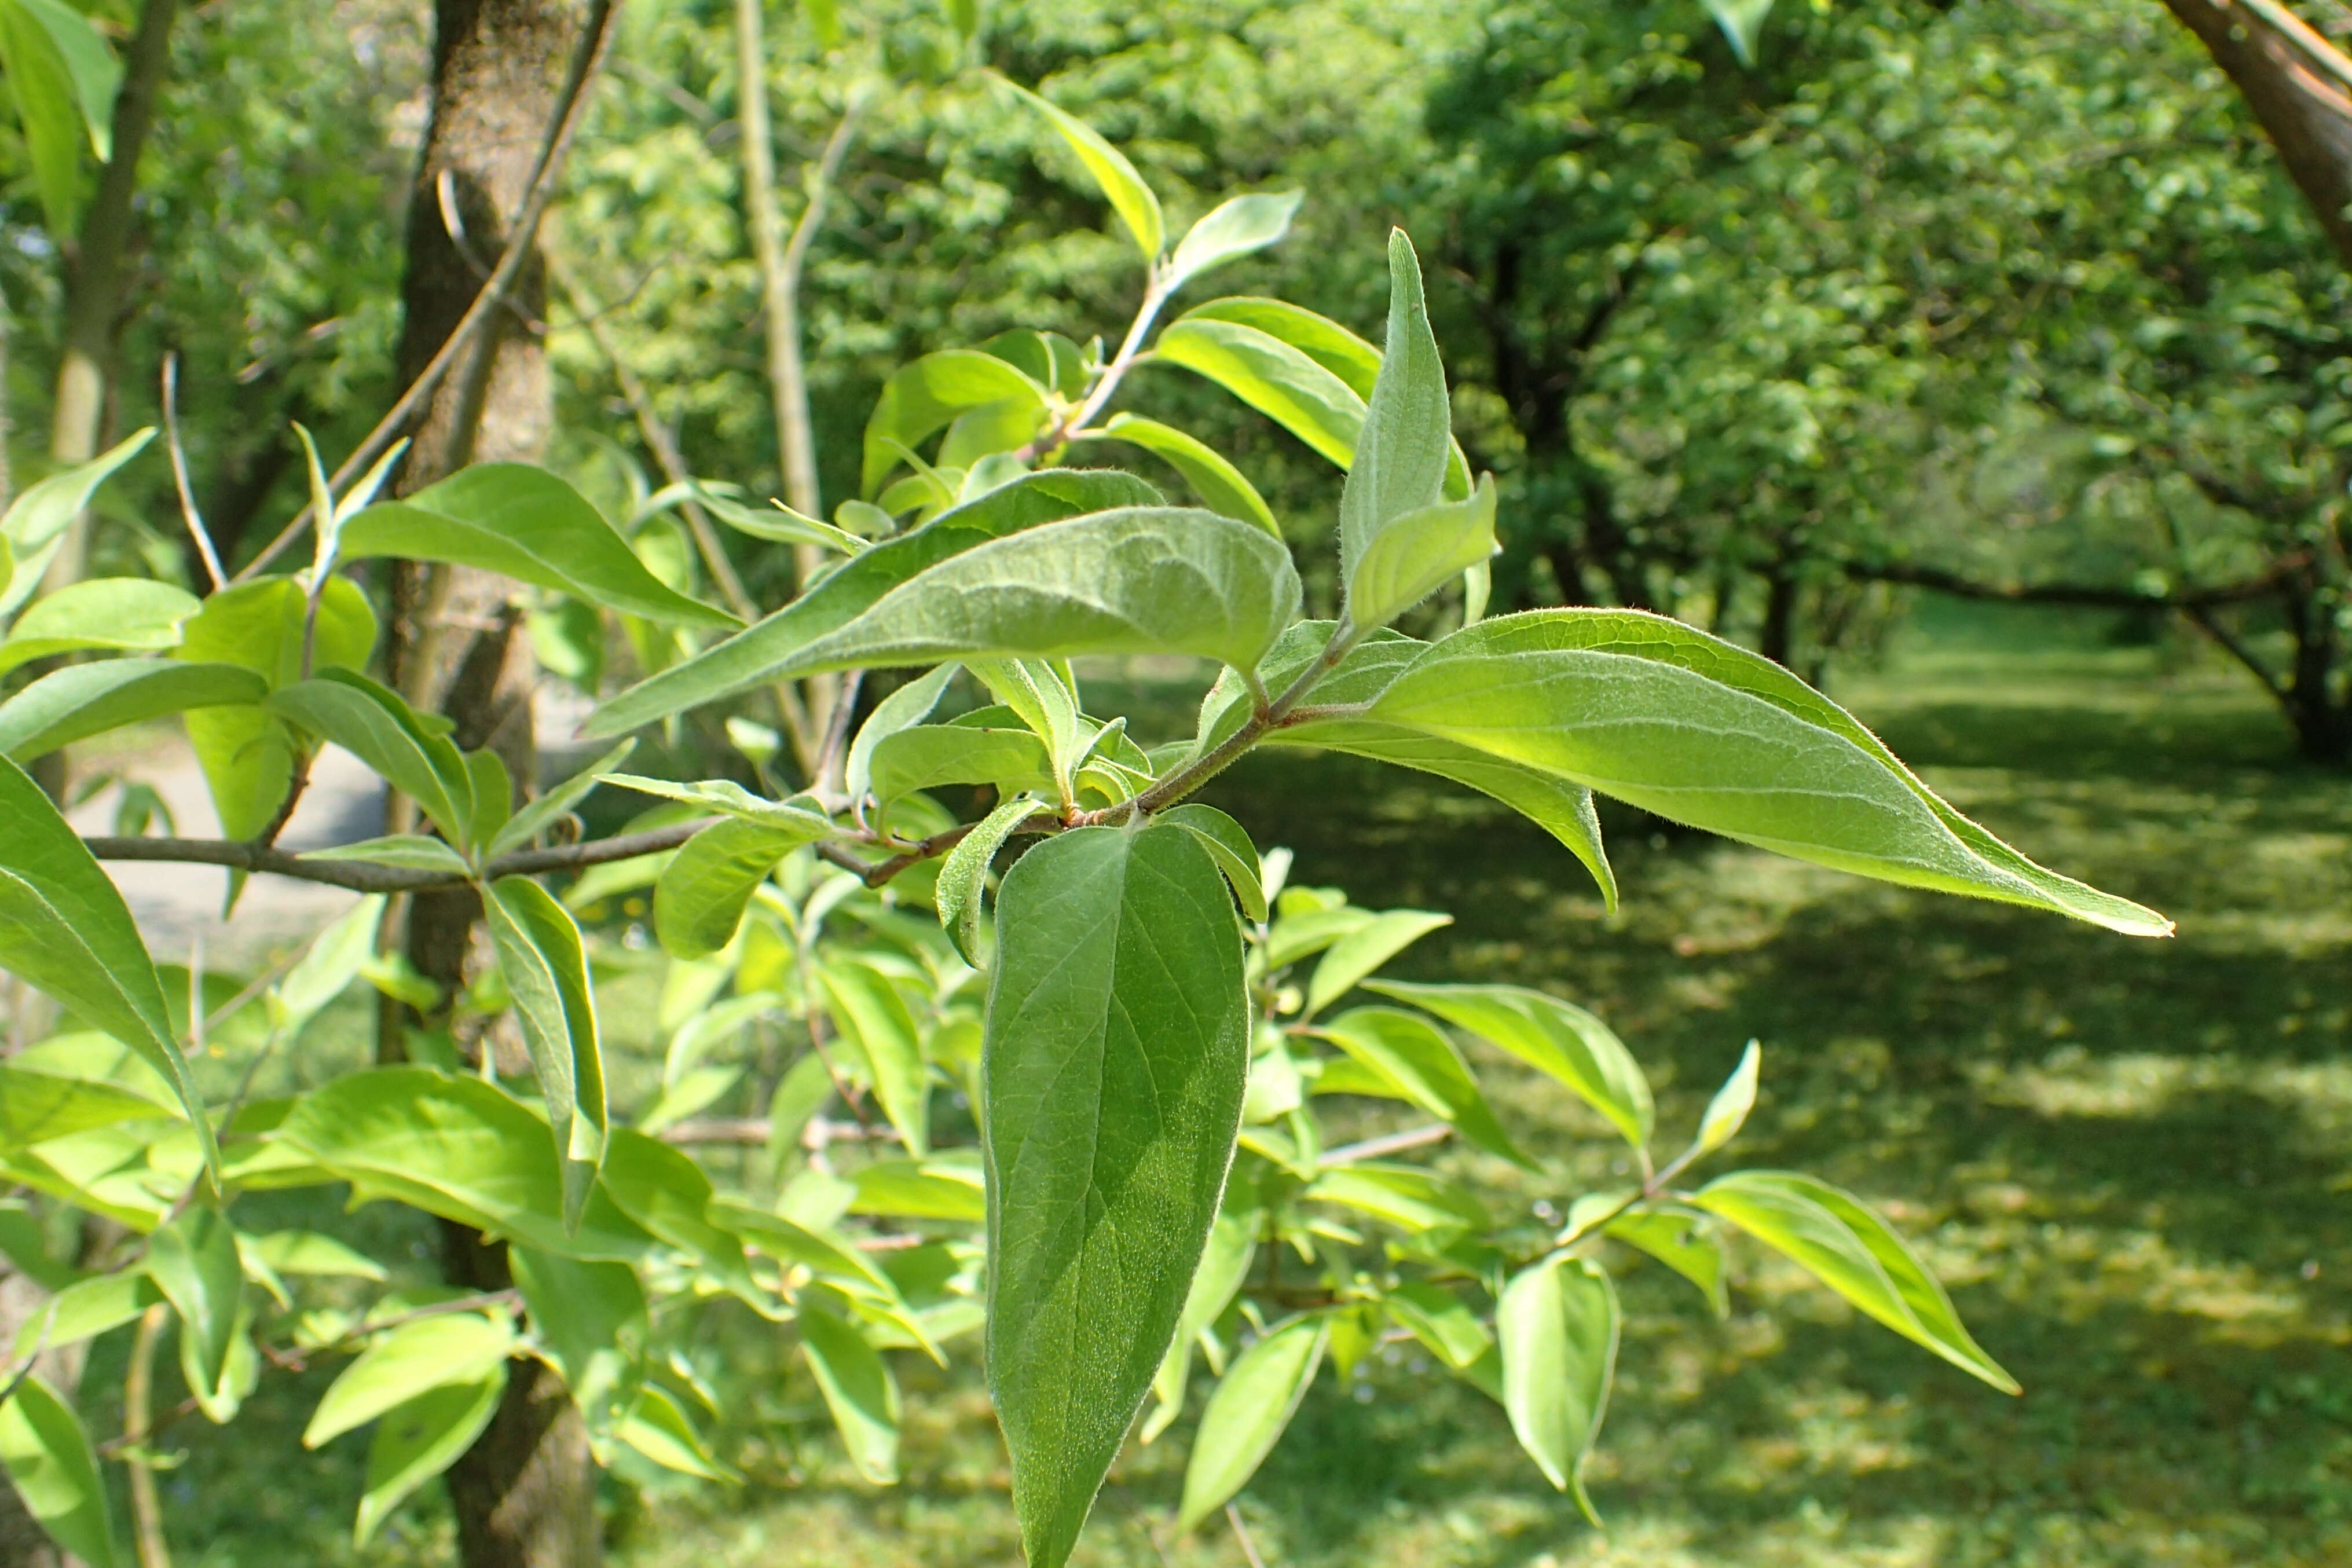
[134,624,2352,1567]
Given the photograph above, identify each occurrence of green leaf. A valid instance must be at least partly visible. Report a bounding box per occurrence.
[1155,803,1266,923]
[862,350,1050,497]
[338,463,735,628]
[1705,0,1778,66]
[848,1158,987,1223]
[1366,611,2172,936]
[1143,1202,1258,1441]
[299,836,472,875]
[1346,475,1498,632]
[1174,1313,1327,1533]
[1315,1008,1531,1168]
[3,0,117,157]
[1152,317,1364,470]
[934,794,1043,967]
[146,1207,245,1420]
[774,508,1301,679]
[273,895,386,1033]
[1305,1163,1486,1232]
[866,724,1052,811]
[10,1269,162,1359]
[247,1230,387,1281]
[979,329,1089,401]
[712,1201,896,1300]
[1604,1206,1728,1318]
[0,1373,120,1568]
[0,430,152,621]
[997,76,1164,261]
[1178,298,1382,395]
[1302,909,1452,1019]
[587,471,1160,735]
[0,578,199,674]
[0,660,268,763]
[819,957,932,1155]
[0,1063,175,1150]
[617,1384,737,1482]
[464,749,512,849]
[844,664,958,803]
[1383,1280,1493,1375]
[1339,230,1453,618]
[268,668,476,847]
[490,739,635,858]
[596,1130,765,1310]
[599,773,831,832]
[1366,980,1651,1152]
[1694,1040,1760,1157]
[354,1372,504,1544]
[484,877,607,1225]
[968,658,1083,797]
[798,1306,903,1484]
[1693,1170,2019,1393]
[0,756,216,1174]
[1083,414,1280,536]
[984,825,1250,1568]
[273,1068,651,1262]
[511,1248,644,1429]
[1165,190,1304,292]
[303,1311,518,1448]
[1498,1255,1618,1523]
[653,818,826,960]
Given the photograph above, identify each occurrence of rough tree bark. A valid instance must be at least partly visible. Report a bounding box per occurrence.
[382,3,603,1565]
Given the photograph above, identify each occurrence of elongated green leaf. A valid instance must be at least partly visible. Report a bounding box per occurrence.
[485,877,606,1225]
[997,76,1164,260]
[653,818,825,959]
[819,958,931,1155]
[1604,1206,1728,1317]
[1166,190,1304,292]
[303,1311,518,1448]
[489,740,634,858]
[968,658,1084,794]
[248,1230,387,1281]
[0,430,152,621]
[1695,1041,1761,1156]
[0,578,198,674]
[268,669,474,847]
[1370,611,2171,935]
[1306,1162,1486,1232]
[1156,803,1266,923]
[299,836,471,874]
[0,3,86,236]
[1179,298,1381,394]
[0,1373,120,1568]
[1084,414,1280,536]
[867,724,1052,810]
[618,1383,738,1481]
[1303,908,1452,1019]
[776,508,1300,679]
[599,773,830,833]
[338,463,734,628]
[1153,317,1364,469]
[1368,980,1651,1151]
[274,1069,650,1261]
[845,664,958,802]
[0,756,215,1174]
[1499,1255,1618,1522]
[1143,1203,1258,1441]
[0,1063,174,1149]
[10,1270,162,1359]
[1347,476,1497,632]
[985,825,1250,1568]
[1694,1170,2018,1391]
[0,660,267,763]
[1174,1314,1327,1533]
[354,1372,504,1544]
[848,1158,987,1222]
[712,1201,895,1299]
[1706,0,1778,65]
[1316,1008,1530,1167]
[511,1248,644,1430]
[799,1306,903,1483]
[596,1130,765,1308]
[273,895,386,1034]
[934,795,1043,968]
[5,0,116,157]
[863,350,1049,497]
[586,471,1160,735]
[146,1207,244,1420]
[1383,1279,1493,1375]
[1340,230,1452,611]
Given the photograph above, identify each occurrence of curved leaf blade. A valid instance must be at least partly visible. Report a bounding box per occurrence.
[935,794,1045,968]
[651,817,826,960]
[1366,979,1653,1151]
[985,825,1250,1568]
[1165,190,1304,292]
[0,1373,120,1568]
[799,1306,903,1484]
[863,349,1049,497]
[303,1311,518,1449]
[1498,1255,1618,1522]
[354,1372,504,1545]
[1153,317,1363,469]
[0,660,268,763]
[997,76,1164,260]
[485,877,607,1225]
[1174,1314,1327,1534]
[1085,413,1279,536]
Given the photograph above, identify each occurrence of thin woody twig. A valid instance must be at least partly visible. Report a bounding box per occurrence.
[86,818,715,895]
[160,355,225,590]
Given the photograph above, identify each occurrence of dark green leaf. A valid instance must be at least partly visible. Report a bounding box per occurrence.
[984,825,1250,1568]
[844,664,958,803]
[1155,803,1266,923]
[1339,230,1452,617]
[1141,1200,1258,1441]
[338,463,734,628]
[0,756,215,1173]
[867,724,1052,809]
[935,794,1045,966]
[484,877,607,1225]
[268,668,475,848]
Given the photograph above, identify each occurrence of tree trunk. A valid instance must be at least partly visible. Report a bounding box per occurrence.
[1758,561,1800,669]
[2163,0,2352,272]
[383,3,600,1563]
[41,0,178,588]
